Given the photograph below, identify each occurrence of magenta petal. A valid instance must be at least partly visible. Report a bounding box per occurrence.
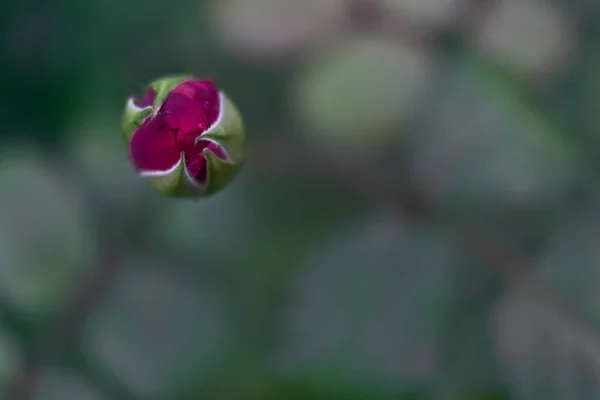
[187,81,220,126]
[182,140,227,185]
[129,115,181,171]
[185,156,207,182]
[173,79,218,102]
[162,93,211,133]
[204,141,228,160]
[133,87,156,108]
[171,80,220,126]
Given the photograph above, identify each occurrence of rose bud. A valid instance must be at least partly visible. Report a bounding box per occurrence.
[123,75,245,198]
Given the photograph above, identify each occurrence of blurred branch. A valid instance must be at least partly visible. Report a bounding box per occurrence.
[0,298,36,350]
[5,195,165,400]
[247,137,523,282]
[3,153,162,400]
[3,252,121,400]
[68,356,142,400]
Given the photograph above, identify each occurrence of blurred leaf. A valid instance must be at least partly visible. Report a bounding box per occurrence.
[34,369,103,400]
[536,206,600,326]
[292,35,432,155]
[178,369,429,400]
[222,172,367,350]
[150,171,260,267]
[267,380,427,400]
[407,53,576,210]
[475,0,575,76]
[377,0,461,26]
[61,356,140,400]
[0,329,20,384]
[82,260,235,398]
[154,165,365,346]
[0,148,95,317]
[66,113,146,205]
[458,389,511,400]
[527,213,600,397]
[543,29,600,182]
[180,373,510,400]
[0,1,87,144]
[431,261,504,398]
[272,213,493,392]
[491,277,600,400]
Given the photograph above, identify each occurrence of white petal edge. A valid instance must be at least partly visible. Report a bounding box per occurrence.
[139,157,205,192]
[202,92,226,135]
[200,138,232,162]
[183,161,206,191]
[126,97,153,113]
[139,158,182,178]
[193,92,233,162]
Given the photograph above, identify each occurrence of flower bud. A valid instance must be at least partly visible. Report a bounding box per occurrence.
[123,75,245,198]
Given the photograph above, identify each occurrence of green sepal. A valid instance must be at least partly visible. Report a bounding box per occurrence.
[143,153,203,198]
[122,102,152,143]
[196,91,246,163]
[202,149,243,197]
[149,74,191,111]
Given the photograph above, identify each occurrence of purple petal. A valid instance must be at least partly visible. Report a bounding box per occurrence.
[133,87,156,108]
[129,115,181,172]
[203,141,228,160]
[162,93,211,134]
[170,80,220,128]
[183,140,228,185]
[185,156,207,183]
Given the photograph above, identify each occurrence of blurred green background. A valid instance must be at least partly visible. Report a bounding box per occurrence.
[1,0,600,399]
